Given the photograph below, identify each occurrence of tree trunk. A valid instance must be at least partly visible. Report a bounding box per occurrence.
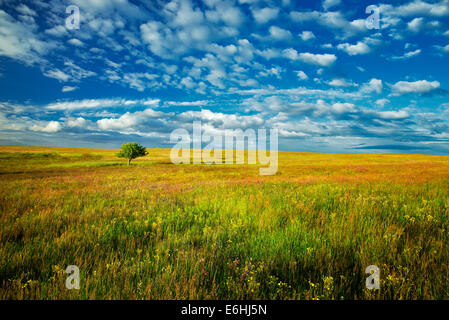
[128,159,131,165]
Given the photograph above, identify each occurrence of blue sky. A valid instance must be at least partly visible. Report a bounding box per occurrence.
[0,0,448,154]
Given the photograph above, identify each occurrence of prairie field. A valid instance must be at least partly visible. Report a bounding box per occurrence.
[0,145,449,300]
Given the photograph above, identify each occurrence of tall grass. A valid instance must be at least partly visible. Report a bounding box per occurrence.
[0,146,448,299]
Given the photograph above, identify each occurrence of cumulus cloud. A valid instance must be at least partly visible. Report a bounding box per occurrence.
[299,31,315,41]
[259,66,284,79]
[407,17,425,32]
[391,80,440,95]
[296,71,308,80]
[67,117,87,128]
[139,0,244,59]
[360,79,383,94]
[68,38,84,47]
[337,41,370,55]
[268,26,292,40]
[251,7,279,24]
[332,102,356,113]
[328,78,357,87]
[178,109,264,129]
[16,4,37,17]
[46,98,159,111]
[290,10,367,38]
[298,52,337,66]
[257,48,282,59]
[381,0,449,18]
[97,108,167,131]
[0,10,56,64]
[140,21,178,58]
[375,99,390,107]
[282,48,299,60]
[72,0,147,18]
[322,0,341,11]
[167,100,209,106]
[378,110,410,119]
[205,1,245,27]
[29,121,62,133]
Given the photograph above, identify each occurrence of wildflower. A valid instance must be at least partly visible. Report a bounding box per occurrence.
[323,276,334,292]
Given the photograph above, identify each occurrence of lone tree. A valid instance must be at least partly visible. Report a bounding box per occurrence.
[117,142,148,165]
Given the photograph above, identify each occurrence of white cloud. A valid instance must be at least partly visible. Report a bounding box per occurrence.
[435,44,449,53]
[378,110,410,119]
[328,78,356,87]
[390,49,421,60]
[236,86,362,100]
[282,48,299,60]
[167,100,209,106]
[296,70,308,80]
[29,121,62,133]
[256,48,281,59]
[259,66,284,78]
[143,99,161,106]
[251,7,279,24]
[205,1,245,27]
[322,0,341,10]
[97,108,166,131]
[298,52,337,66]
[332,102,356,113]
[299,31,315,41]
[122,72,159,91]
[68,38,85,47]
[337,41,370,55]
[140,21,177,58]
[67,117,87,128]
[0,10,56,65]
[382,0,449,17]
[44,69,71,82]
[16,4,37,17]
[45,98,159,111]
[178,109,264,129]
[62,86,78,93]
[360,78,383,94]
[268,26,292,40]
[64,61,97,80]
[72,0,147,19]
[140,1,223,59]
[391,80,440,95]
[44,61,97,83]
[168,0,205,27]
[44,26,68,38]
[376,99,390,107]
[407,17,424,32]
[290,10,367,38]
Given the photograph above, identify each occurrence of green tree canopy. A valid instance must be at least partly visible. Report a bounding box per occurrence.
[117,143,148,165]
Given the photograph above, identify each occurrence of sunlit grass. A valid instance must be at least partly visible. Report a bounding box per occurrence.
[0,146,448,299]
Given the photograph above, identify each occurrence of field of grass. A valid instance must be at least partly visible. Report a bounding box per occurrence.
[1,145,449,300]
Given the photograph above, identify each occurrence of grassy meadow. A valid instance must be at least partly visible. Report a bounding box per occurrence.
[0,145,449,299]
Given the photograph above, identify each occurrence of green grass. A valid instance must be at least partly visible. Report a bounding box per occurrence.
[0,146,448,299]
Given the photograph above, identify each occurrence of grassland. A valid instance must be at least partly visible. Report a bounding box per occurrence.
[0,145,449,300]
